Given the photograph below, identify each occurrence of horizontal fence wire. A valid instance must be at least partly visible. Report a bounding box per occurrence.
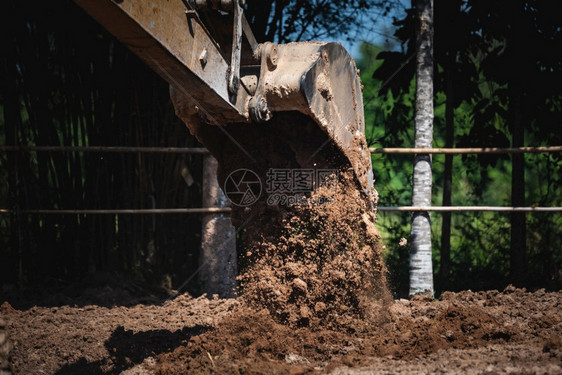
[0,146,209,154]
[377,206,562,212]
[1,145,562,154]
[369,146,562,154]
[0,208,231,214]
[1,145,561,214]
[1,206,561,214]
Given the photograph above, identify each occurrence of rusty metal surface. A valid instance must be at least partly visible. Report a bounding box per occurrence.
[73,0,249,124]
[173,39,374,198]
[253,42,373,196]
[228,0,243,94]
[74,0,372,198]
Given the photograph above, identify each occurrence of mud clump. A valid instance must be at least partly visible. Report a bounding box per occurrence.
[238,169,389,329]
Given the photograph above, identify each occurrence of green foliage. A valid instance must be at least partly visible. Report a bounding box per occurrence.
[246,0,398,43]
[361,0,562,296]
[358,42,416,297]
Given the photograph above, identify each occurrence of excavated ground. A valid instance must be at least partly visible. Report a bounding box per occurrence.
[1,286,561,374]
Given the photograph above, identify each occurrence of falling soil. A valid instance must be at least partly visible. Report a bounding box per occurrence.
[237,169,389,329]
[149,158,394,373]
[157,167,391,372]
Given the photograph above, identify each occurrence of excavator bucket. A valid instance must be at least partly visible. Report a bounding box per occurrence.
[73,0,376,223]
[255,41,373,197]
[170,41,375,222]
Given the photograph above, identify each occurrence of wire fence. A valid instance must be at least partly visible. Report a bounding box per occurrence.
[1,206,561,214]
[2,145,562,154]
[0,145,209,154]
[1,144,561,214]
[369,146,562,154]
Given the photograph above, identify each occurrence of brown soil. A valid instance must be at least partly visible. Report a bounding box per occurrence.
[237,169,388,329]
[2,287,561,374]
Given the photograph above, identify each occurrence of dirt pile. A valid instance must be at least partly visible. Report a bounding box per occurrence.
[151,168,519,374]
[154,288,551,374]
[3,287,560,374]
[238,169,389,329]
[0,315,12,375]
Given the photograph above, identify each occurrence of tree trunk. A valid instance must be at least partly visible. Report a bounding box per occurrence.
[200,155,237,297]
[439,59,454,291]
[409,0,434,296]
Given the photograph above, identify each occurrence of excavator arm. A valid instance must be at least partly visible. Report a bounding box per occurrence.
[73,0,376,215]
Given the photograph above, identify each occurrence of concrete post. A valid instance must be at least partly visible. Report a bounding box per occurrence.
[200,154,237,297]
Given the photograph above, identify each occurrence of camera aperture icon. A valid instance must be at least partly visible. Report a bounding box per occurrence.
[223,169,262,207]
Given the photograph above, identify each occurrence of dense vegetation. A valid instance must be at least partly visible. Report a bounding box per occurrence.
[0,0,207,291]
[1,0,560,297]
[360,0,562,296]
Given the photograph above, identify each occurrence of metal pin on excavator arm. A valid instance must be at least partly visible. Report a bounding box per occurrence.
[73,0,376,212]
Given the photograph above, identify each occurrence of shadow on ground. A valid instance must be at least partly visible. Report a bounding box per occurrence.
[55,325,209,375]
